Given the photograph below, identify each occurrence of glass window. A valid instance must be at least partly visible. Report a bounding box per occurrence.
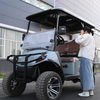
[0,39,3,58]
[5,40,10,57]
[0,39,4,45]
[11,42,16,55]
[17,32,22,41]
[98,50,100,63]
[0,39,2,45]
[40,1,48,10]
[5,41,17,57]
[0,28,23,58]
[0,46,4,57]
[22,0,52,10]
[93,29,100,35]
[0,28,2,38]
[23,0,30,2]
[0,28,4,38]
[17,42,21,55]
[6,30,16,40]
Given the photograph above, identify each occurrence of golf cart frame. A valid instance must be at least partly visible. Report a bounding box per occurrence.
[3,8,95,100]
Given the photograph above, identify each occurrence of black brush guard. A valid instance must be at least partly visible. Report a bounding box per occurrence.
[7,52,46,83]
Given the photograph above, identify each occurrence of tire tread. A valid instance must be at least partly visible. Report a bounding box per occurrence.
[36,71,62,100]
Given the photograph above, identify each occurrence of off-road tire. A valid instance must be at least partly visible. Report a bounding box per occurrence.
[2,72,26,97]
[36,71,62,100]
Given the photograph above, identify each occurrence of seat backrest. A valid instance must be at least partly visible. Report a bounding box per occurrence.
[64,40,80,53]
[55,44,65,54]
[56,40,80,56]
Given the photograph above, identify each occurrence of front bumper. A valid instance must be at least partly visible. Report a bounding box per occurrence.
[7,52,47,83]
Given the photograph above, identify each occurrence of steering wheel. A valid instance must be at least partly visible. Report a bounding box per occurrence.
[57,34,65,45]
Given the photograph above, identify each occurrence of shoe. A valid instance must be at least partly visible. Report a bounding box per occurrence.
[90,91,94,96]
[78,92,90,97]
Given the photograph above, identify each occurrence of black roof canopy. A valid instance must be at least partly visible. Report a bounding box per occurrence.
[26,8,95,32]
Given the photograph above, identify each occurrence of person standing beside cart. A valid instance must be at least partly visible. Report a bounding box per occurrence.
[75,26,95,97]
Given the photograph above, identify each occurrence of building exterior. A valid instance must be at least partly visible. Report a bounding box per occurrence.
[0,0,100,73]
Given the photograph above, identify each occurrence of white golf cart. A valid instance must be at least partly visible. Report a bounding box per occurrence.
[2,8,95,100]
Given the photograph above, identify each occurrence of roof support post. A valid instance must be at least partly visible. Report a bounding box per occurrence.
[26,21,31,34]
[56,15,60,32]
[54,0,56,8]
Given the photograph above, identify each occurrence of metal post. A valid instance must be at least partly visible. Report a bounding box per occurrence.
[13,56,17,80]
[56,15,60,32]
[26,21,31,34]
[54,0,55,8]
[53,0,58,8]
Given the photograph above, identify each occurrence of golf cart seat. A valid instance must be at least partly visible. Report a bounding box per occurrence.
[56,40,80,56]
[60,57,79,62]
[60,57,74,62]
[56,40,80,62]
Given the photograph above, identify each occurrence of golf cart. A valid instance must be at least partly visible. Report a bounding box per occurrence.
[2,8,95,100]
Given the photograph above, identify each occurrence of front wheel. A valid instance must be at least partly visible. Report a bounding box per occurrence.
[2,72,26,97]
[36,71,62,100]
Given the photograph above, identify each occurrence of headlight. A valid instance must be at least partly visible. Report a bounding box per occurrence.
[16,58,19,62]
[36,52,47,62]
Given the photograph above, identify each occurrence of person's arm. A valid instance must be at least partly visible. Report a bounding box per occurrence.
[75,34,89,46]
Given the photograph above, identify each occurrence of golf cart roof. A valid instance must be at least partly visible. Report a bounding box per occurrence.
[26,8,95,32]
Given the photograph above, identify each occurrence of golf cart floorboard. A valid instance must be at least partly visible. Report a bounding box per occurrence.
[64,74,79,81]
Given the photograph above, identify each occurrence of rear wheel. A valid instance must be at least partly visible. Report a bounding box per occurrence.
[2,72,26,96]
[36,71,62,100]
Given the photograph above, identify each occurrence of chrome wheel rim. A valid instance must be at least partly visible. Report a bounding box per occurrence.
[47,77,60,99]
[10,80,20,90]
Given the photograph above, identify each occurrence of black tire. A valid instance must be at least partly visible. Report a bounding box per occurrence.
[2,72,26,97]
[36,71,62,100]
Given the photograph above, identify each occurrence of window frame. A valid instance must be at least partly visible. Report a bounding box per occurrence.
[0,28,23,58]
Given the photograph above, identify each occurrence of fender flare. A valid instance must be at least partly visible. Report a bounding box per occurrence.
[47,59,65,82]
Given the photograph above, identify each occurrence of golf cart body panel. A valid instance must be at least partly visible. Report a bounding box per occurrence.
[16,50,61,67]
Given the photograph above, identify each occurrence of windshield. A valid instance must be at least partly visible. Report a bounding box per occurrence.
[22,29,55,51]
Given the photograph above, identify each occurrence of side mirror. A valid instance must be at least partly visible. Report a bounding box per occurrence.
[58,26,66,35]
[22,34,26,41]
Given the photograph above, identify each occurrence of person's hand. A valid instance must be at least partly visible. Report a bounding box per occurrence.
[81,30,84,35]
